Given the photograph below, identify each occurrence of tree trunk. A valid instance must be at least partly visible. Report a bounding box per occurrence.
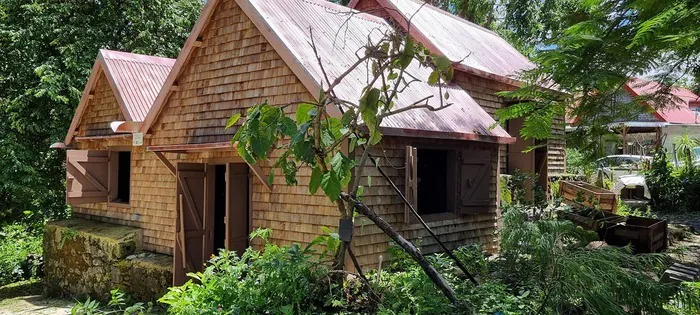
[340,193,459,304]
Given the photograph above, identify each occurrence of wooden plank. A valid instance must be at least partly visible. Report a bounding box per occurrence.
[153,151,176,177]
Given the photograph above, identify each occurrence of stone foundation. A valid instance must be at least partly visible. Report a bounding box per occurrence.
[44,218,172,302]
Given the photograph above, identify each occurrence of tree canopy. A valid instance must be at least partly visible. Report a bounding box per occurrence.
[496,0,699,158]
[0,0,202,223]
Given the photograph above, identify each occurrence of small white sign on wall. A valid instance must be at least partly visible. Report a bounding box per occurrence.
[132,132,144,147]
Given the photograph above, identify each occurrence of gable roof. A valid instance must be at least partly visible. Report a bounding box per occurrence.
[65,50,174,144]
[625,78,700,124]
[141,0,513,143]
[349,0,534,85]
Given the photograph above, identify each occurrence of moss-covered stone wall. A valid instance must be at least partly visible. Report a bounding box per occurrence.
[44,219,172,302]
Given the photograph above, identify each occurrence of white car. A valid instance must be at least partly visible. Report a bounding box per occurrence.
[596,155,652,181]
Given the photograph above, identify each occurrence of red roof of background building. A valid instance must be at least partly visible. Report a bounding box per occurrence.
[625,78,700,124]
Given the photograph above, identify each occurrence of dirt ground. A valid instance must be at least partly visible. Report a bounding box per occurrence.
[0,280,72,315]
[662,212,700,269]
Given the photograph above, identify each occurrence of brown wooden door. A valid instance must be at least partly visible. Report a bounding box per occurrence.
[458,149,491,214]
[226,163,249,255]
[174,163,208,285]
[66,150,110,205]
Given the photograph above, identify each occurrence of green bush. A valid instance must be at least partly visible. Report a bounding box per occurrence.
[159,231,342,314]
[566,147,596,179]
[0,224,43,286]
[647,148,700,212]
[154,210,693,315]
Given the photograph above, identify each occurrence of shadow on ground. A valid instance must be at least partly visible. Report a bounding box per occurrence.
[0,280,73,315]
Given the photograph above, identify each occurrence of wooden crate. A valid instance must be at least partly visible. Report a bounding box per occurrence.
[559,211,625,239]
[605,216,668,253]
[560,181,618,213]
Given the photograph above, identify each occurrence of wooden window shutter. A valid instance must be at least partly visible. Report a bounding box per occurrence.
[404,146,418,222]
[458,149,492,214]
[174,163,208,286]
[65,150,110,205]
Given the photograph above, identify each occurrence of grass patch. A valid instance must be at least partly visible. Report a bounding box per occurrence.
[0,279,42,299]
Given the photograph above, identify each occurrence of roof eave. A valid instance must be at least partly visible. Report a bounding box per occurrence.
[380,127,515,144]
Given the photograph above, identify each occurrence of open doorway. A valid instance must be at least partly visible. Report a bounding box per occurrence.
[206,163,250,257]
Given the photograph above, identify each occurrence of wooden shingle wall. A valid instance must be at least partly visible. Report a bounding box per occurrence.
[71,140,177,254]
[149,0,307,146]
[454,72,566,176]
[76,72,125,137]
[146,0,340,251]
[352,136,500,268]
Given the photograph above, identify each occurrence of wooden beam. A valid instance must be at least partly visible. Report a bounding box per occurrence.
[74,134,132,142]
[621,126,628,154]
[147,142,233,153]
[148,142,273,190]
[153,151,176,177]
[247,163,272,192]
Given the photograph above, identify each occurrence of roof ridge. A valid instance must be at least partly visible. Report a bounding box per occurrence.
[396,0,499,36]
[99,49,175,64]
[298,0,387,26]
[104,57,174,67]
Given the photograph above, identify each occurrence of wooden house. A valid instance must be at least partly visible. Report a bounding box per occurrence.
[55,0,532,287]
[568,78,700,156]
[350,0,567,189]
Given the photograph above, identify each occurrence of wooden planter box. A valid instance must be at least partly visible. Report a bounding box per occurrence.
[559,211,625,239]
[605,216,668,253]
[560,181,618,213]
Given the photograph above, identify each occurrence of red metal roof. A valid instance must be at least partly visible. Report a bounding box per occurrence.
[350,0,534,83]
[626,78,700,124]
[100,50,175,121]
[246,0,512,142]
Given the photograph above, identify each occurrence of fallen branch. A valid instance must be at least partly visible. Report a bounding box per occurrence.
[340,192,459,304]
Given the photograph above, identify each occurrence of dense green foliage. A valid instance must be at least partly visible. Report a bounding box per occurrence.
[566,147,597,178]
[0,224,42,286]
[0,0,202,224]
[72,289,158,315]
[141,207,699,314]
[646,148,700,212]
[496,0,700,156]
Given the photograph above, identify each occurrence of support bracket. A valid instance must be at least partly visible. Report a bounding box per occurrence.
[153,151,176,177]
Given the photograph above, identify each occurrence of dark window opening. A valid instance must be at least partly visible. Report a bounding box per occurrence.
[115,151,131,203]
[213,165,227,253]
[417,149,452,215]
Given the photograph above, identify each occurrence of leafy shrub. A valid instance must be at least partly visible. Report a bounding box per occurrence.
[666,282,700,314]
[72,289,156,315]
[0,224,43,286]
[566,147,596,179]
[647,148,700,212]
[499,207,680,314]
[160,230,345,314]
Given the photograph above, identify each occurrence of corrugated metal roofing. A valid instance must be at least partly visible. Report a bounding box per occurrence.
[356,0,534,81]
[100,50,175,121]
[247,0,511,140]
[626,78,700,124]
